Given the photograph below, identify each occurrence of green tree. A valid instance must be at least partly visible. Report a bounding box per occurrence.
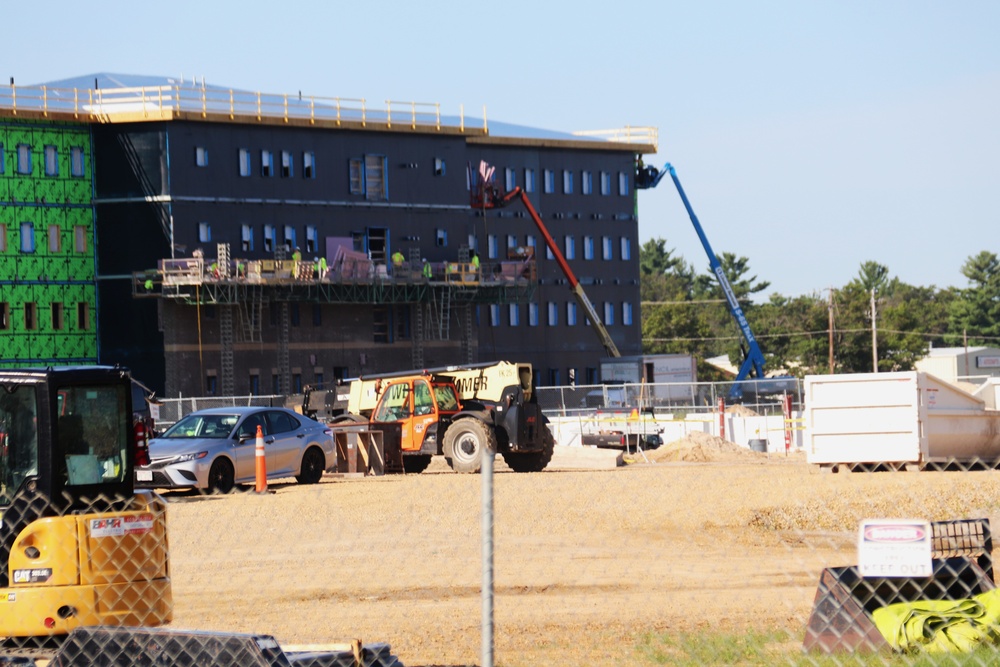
[874,282,934,372]
[753,292,829,377]
[854,261,896,295]
[692,252,770,301]
[688,252,771,372]
[948,251,1000,346]
[639,238,720,374]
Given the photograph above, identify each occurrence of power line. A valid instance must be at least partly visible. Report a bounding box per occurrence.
[643,328,1000,344]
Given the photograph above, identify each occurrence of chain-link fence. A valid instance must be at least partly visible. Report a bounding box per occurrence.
[535,377,804,417]
[152,395,286,430]
[10,370,1000,665]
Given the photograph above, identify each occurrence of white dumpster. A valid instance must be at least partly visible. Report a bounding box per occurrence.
[805,371,1000,469]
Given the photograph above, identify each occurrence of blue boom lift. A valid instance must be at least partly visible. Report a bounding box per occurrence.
[636,162,766,399]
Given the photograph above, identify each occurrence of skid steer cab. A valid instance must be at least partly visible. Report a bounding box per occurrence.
[0,366,172,645]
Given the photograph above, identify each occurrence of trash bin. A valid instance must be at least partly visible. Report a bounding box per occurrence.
[749,439,768,453]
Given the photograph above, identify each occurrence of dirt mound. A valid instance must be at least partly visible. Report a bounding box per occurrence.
[725,404,759,416]
[642,430,764,463]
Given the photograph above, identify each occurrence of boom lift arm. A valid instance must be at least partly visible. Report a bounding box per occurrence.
[470,161,621,358]
[638,162,766,394]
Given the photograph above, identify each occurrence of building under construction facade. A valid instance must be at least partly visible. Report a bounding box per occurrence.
[2,75,656,397]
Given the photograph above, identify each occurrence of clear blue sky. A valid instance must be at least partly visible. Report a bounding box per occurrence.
[10,1,999,300]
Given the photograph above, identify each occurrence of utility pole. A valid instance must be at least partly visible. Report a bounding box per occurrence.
[871,288,878,373]
[828,288,835,374]
[964,328,970,379]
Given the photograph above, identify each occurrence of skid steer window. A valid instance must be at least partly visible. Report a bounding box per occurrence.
[0,385,39,506]
[57,384,129,486]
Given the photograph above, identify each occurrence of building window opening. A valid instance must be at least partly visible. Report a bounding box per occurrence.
[305,225,318,253]
[543,169,555,194]
[48,225,61,253]
[20,222,35,253]
[239,148,251,177]
[17,144,31,175]
[524,168,536,193]
[44,146,58,176]
[263,224,275,253]
[51,302,64,330]
[77,302,90,330]
[241,224,254,252]
[24,302,37,330]
[71,147,85,177]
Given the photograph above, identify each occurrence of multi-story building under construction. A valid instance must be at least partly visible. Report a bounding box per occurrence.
[1,74,656,396]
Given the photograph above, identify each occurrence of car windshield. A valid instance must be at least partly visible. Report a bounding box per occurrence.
[0,384,38,507]
[161,413,239,439]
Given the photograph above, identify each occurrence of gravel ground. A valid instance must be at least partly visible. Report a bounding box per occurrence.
[160,445,1000,667]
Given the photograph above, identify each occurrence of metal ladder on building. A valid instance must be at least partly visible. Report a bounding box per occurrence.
[412,303,425,369]
[435,288,451,340]
[460,303,474,364]
[239,286,263,342]
[219,305,235,396]
[216,243,231,278]
[277,302,290,394]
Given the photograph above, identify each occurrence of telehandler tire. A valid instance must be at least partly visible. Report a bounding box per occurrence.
[444,418,496,473]
[502,424,555,473]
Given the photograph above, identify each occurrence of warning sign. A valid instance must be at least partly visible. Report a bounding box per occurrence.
[89,514,155,538]
[858,519,932,578]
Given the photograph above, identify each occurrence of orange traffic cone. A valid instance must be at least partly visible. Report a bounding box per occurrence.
[254,424,268,494]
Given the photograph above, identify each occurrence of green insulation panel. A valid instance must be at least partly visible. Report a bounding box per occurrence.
[1,117,98,366]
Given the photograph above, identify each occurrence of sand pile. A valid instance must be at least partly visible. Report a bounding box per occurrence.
[641,430,765,463]
[725,404,760,416]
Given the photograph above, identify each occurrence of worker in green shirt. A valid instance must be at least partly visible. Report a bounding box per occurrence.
[391,250,405,274]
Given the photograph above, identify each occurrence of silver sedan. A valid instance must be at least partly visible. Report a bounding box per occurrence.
[135,406,334,493]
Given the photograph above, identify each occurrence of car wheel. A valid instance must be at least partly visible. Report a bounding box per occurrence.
[207,458,235,494]
[296,446,326,484]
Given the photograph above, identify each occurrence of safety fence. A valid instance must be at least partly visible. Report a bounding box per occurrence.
[535,377,804,418]
[152,394,285,428]
[7,395,1000,664]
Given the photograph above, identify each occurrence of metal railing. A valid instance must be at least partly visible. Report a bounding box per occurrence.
[1,82,653,149]
[0,82,459,131]
[571,125,659,150]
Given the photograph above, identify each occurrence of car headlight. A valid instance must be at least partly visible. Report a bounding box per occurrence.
[174,451,209,464]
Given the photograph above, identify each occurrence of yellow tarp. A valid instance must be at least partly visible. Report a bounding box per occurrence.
[873,588,1000,653]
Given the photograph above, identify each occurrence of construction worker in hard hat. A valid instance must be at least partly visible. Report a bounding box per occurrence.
[422,258,432,280]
